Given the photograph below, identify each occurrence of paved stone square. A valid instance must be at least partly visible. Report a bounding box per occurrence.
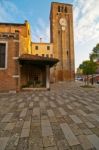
[0,82,99,150]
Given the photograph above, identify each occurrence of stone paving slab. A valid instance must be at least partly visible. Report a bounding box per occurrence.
[60,123,80,146]
[1,113,13,123]
[69,115,82,124]
[0,137,9,150]
[0,82,99,149]
[87,134,99,150]
[78,135,94,149]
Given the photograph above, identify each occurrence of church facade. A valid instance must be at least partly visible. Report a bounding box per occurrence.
[0,2,75,92]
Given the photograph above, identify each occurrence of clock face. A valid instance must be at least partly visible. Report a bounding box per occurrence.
[59,18,67,26]
[62,26,65,31]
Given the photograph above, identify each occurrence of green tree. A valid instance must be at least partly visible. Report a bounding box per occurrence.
[90,43,99,61]
[79,60,97,85]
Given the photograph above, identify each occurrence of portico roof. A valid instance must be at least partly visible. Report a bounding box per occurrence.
[19,54,59,67]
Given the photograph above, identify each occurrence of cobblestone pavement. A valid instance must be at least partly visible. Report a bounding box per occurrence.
[0,82,99,150]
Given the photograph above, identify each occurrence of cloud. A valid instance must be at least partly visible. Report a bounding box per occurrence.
[73,0,99,69]
[74,0,99,44]
[0,0,26,22]
[32,0,99,45]
[31,18,50,42]
[0,0,18,22]
[0,0,98,68]
[0,0,50,42]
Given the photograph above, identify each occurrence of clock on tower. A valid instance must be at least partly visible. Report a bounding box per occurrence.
[59,18,67,31]
[59,18,67,26]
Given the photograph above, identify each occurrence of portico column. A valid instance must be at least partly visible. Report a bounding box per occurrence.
[46,65,50,89]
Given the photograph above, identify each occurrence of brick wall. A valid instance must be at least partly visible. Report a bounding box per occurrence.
[0,38,19,92]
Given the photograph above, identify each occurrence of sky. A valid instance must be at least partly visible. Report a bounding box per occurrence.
[0,0,99,70]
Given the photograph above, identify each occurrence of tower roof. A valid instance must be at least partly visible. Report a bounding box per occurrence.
[51,2,73,6]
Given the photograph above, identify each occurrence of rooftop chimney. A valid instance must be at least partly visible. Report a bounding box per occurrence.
[40,37,42,43]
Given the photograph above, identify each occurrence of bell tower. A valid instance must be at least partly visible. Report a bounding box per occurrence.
[50,2,75,81]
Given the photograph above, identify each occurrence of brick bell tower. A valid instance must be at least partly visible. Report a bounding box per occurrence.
[50,2,75,81]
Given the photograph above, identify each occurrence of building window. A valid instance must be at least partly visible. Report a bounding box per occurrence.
[58,30,61,34]
[61,6,63,12]
[42,54,44,57]
[64,7,67,13]
[67,50,69,56]
[0,43,7,69]
[47,46,50,50]
[50,54,53,58]
[34,76,38,82]
[28,30,30,35]
[46,54,49,57]
[15,30,19,33]
[58,6,60,12]
[35,46,38,50]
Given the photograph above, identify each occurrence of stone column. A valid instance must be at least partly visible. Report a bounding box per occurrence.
[46,65,50,90]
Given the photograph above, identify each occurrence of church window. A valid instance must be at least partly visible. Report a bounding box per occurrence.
[58,6,61,12]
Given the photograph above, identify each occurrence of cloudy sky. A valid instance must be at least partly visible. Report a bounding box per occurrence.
[0,0,99,69]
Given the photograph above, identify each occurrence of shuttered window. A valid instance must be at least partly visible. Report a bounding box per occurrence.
[0,43,6,68]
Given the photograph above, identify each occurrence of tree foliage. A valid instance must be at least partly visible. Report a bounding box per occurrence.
[90,43,99,61]
[78,43,99,85]
[79,60,97,75]
[79,60,97,85]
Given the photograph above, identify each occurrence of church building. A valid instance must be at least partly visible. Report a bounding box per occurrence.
[0,2,75,92]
